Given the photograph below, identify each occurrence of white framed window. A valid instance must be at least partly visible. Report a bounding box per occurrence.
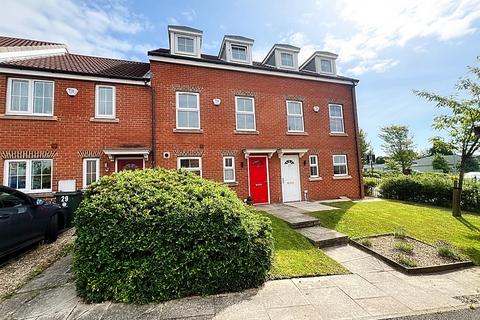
[235,96,256,131]
[3,159,52,193]
[333,155,348,176]
[286,100,304,132]
[95,85,116,119]
[309,155,319,178]
[223,156,235,183]
[320,59,333,73]
[231,45,247,61]
[6,78,54,116]
[280,52,294,67]
[177,157,202,176]
[176,35,195,54]
[176,92,200,129]
[329,104,345,133]
[83,158,100,188]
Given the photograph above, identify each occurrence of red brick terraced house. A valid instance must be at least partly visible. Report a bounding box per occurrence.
[0,25,364,204]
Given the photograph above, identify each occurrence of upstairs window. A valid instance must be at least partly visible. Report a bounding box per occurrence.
[4,159,52,193]
[177,36,194,54]
[231,45,247,61]
[280,52,294,67]
[286,101,304,132]
[223,156,235,183]
[309,155,319,178]
[178,157,202,176]
[7,78,54,116]
[235,96,256,131]
[176,92,200,129]
[329,104,345,133]
[333,155,348,176]
[95,85,116,119]
[320,59,333,73]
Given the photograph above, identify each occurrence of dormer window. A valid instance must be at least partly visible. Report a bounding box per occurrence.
[177,36,194,54]
[281,52,294,67]
[231,45,247,61]
[218,35,254,65]
[168,25,203,58]
[262,44,300,70]
[320,59,333,73]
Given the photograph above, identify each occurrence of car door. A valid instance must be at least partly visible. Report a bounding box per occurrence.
[0,189,33,254]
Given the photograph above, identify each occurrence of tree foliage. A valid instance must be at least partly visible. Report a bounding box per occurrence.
[428,137,455,156]
[359,129,372,164]
[432,154,450,173]
[379,125,417,174]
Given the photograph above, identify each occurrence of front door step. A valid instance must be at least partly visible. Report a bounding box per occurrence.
[296,226,349,248]
[259,205,319,229]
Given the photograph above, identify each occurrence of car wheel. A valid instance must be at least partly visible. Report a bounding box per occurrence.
[45,213,58,243]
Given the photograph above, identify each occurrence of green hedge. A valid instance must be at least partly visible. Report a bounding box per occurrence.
[363,177,379,196]
[74,168,273,304]
[379,173,480,213]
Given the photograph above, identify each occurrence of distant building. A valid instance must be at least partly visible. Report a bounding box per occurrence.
[411,155,461,173]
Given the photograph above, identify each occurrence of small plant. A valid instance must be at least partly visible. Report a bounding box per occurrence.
[436,240,462,260]
[359,238,372,247]
[395,254,417,267]
[394,241,414,254]
[393,226,408,239]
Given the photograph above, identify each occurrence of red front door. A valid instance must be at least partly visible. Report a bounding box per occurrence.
[116,158,144,172]
[249,157,269,204]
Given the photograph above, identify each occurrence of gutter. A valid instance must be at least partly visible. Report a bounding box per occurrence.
[351,84,364,198]
[147,76,156,168]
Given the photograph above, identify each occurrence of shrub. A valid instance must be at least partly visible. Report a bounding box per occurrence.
[435,240,462,260]
[74,168,273,304]
[359,238,372,247]
[379,173,480,213]
[395,254,417,267]
[393,226,408,239]
[363,177,379,196]
[394,241,414,254]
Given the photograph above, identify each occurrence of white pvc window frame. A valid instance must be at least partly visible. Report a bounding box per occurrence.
[286,100,304,132]
[309,155,319,178]
[175,35,196,55]
[6,78,54,116]
[95,85,116,119]
[223,156,236,183]
[82,158,100,188]
[333,154,348,176]
[235,96,256,131]
[177,157,202,177]
[176,92,200,129]
[3,159,53,193]
[329,104,345,134]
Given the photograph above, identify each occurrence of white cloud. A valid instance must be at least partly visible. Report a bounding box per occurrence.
[0,0,152,59]
[181,9,197,22]
[323,0,480,74]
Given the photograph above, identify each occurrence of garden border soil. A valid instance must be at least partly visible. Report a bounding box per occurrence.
[350,233,473,274]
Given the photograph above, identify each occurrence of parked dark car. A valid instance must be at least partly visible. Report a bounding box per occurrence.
[0,186,64,258]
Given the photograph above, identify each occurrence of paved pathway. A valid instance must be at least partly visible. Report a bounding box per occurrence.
[2,246,479,320]
[259,202,348,247]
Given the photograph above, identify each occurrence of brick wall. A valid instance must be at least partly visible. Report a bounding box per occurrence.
[150,62,364,202]
[0,73,152,194]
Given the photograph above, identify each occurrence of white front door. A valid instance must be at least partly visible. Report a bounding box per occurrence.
[280,155,301,202]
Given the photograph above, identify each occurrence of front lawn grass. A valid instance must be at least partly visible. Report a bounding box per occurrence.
[260,212,348,279]
[311,200,480,265]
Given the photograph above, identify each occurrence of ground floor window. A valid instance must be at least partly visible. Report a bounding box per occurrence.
[83,158,100,188]
[309,155,319,177]
[4,159,52,192]
[333,155,348,176]
[177,157,202,176]
[223,156,235,182]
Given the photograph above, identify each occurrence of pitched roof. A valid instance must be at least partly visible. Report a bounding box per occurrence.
[148,48,358,83]
[223,35,255,43]
[0,36,63,48]
[0,53,150,80]
[168,25,203,34]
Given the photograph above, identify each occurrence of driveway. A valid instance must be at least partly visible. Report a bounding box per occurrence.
[1,244,479,320]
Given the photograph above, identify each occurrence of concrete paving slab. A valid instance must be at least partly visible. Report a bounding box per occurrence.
[323,245,371,263]
[296,226,348,247]
[161,296,215,319]
[304,287,369,319]
[354,296,411,317]
[213,290,268,320]
[258,204,319,228]
[285,201,339,212]
[267,305,322,320]
[328,274,387,299]
[255,279,310,309]
[291,276,337,291]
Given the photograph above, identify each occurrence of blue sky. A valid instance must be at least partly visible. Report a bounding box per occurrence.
[1,0,479,155]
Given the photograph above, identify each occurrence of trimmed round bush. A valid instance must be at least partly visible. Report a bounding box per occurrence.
[74,168,273,304]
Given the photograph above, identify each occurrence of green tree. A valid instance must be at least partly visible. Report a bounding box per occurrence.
[375,156,387,164]
[385,159,401,173]
[432,154,450,173]
[463,157,479,172]
[379,125,417,174]
[428,137,455,156]
[415,58,480,216]
[359,129,372,164]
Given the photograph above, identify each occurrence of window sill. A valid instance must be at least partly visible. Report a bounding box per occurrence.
[330,133,348,137]
[1,114,57,121]
[286,132,308,136]
[224,181,239,186]
[174,128,204,134]
[333,175,352,180]
[234,130,259,135]
[309,177,323,181]
[90,117,119,123]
